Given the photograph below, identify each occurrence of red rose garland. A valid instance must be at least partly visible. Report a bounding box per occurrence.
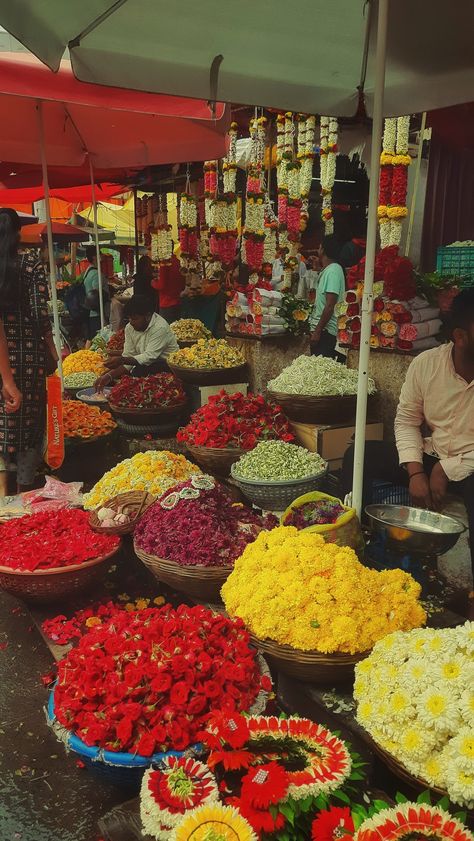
[0,509,119,571]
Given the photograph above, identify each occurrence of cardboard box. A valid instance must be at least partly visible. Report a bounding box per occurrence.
[290,420,384,469]
[199,383,248,406]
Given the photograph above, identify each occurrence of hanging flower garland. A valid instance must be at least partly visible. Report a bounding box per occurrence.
[299,114,316,230]
[320,117,338,233]
[140,756,219,840]
[378,116,411,248]
[210,123,239,270]
[242,116,267,285]
[150,195,173,266]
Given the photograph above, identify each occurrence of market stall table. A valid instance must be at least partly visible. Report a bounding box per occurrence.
[226,333,310,396]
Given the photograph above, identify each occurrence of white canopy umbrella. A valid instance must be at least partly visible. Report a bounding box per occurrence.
[1,0,472,511]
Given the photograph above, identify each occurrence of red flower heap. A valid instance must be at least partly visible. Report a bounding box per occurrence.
[110,373,185,410]
[54,604,267,756]
[177,390,294,450]
[135,477,277,566]
[0,509,119,571]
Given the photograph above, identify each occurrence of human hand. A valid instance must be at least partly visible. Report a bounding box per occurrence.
[105,355,122,370]
[409,472,432,509]
[429,461,449,510]
[1,378,22,413]
[311,327,322,345]
[95,373,111,393]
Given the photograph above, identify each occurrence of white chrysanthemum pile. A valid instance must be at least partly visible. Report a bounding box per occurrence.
[354,622,474,808]
[268,355,376,397]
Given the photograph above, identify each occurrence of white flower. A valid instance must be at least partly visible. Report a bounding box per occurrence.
[382,117,397,154]
[396,115,410,155]
[460,687,474,724]
[444,760,474,809]
[416,686,461,735]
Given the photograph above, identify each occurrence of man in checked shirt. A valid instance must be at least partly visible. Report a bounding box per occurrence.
[343,287,474,589]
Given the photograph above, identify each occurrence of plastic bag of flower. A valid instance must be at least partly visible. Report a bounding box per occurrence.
[282,491,362,552]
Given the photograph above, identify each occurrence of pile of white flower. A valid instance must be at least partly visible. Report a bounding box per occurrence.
[268,355,376,397]
[354,623,474,808]
[232,441,326,482]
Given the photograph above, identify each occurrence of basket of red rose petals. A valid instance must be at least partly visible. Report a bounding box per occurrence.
[47,604,272,788]
[0,509,120,603]
[134,476,277,602]
[108,373,187,426]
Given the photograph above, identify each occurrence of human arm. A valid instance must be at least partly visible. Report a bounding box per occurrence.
[310,292,338,342]
[0,323,21,412]
[394,358,432,507]
[95,366,127,392]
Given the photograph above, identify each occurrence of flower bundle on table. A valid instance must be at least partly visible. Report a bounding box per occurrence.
[169,338,244,370]
[233,441,326,482]
[83,450,199,509]
[225,288,287,337]
[63,400,116,440]
[222,526,426,653]
[177,390,294,450]
[268,355,376,397]
[354,623,474,808]
[62,349,106,376]
[134,475,277,566]
[53,604,269,755]
[64,371,97,390]
[0,509,119,571]
[170,319,211,343]
[109,373,186,409]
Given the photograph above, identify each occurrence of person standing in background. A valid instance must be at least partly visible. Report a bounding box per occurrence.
[83,245,109,338]
[154,251,184,323]
[0,323,21,412]
[0,209,58,495]
[133,255,155,304]
[309,234,346,359]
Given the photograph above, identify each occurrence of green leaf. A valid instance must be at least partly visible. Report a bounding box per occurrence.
[436,796,449,811]
[350,772,365,781]
[395,792,408,804]
[269,804,279,819]
[418,790,432,805]
[279,803,295,826]
[276,832,290,841]
[310,620,320,628]
[373,800,389,811]
[299,796,314,813]
[332,790,351,804]
[454,811,467,823]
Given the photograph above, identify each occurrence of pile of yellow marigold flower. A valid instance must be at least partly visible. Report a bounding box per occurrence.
[168,339,244,369]
[62,349,106,377]
[221,526,426,654]
[83,450,200,509]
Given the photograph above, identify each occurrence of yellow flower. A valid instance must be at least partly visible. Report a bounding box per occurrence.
[174,803,258,841]
[85,616,102,628]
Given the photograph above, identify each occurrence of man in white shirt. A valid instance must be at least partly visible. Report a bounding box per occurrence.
[342,288,474,585]
[95,294,179,390]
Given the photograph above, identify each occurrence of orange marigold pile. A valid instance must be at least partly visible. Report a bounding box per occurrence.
[63,400,116,440]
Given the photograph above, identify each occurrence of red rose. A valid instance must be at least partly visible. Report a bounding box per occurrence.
[187,694,207,715]
[170,682,191,707]
[135,733,156,757]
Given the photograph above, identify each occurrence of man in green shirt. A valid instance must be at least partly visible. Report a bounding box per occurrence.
[83,245,108,338]
[309,234,346,359]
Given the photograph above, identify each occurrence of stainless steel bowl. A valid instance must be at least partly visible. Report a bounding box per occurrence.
[365,504,465,556]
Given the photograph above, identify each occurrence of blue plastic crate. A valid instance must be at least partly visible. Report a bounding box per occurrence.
[371,480,410,506]
[436,246,474,283]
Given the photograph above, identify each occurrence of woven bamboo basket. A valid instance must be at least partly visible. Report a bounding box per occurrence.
[108,400,187,426]
[89,491,156,536]
[168,361,248,386]
[230,462,328,511]
[250,634,367,683]
[0,546,120,604]
[185,444,244,477]
[369,741,457,800]
[267,391,357,424]
[134,542,232,602]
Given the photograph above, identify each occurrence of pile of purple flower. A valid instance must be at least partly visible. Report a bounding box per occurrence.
[285,498,346,529]
[134,478,277,567]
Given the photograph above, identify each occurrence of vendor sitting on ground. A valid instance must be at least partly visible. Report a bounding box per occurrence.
[95,294,178,390]
[342,287,474,588]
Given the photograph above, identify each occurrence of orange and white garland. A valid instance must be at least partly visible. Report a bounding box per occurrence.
[150,196,173,265]
[320,117,338,233]
[378,116,411,248]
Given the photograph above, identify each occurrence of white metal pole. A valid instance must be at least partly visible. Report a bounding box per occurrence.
[351,0,389,518]
[404,111,427,258]
[36,100,63,384]
[89,157,106,328]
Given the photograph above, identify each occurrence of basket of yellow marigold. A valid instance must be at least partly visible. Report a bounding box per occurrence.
[221,526,426,683]
[168,339,248,386]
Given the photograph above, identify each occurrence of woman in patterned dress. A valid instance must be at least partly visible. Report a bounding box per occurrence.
[0,209,58,495]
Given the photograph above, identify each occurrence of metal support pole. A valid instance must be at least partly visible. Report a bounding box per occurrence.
[89,157,106,328]
[37,100,63,383]
[133,187,140,269]
[351,0,389,517]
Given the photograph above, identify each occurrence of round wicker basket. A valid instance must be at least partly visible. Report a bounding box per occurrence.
[134,542,232,602]
[250,634,367,683]
[108,400,187,427]
[89,491,156,536]
[185,443,244,477]
[168,361,248,386]
[230,462,328,511]
[177,339,199,348]
[267,391,357,424]
[0,546,120,604]
[64,429,116,448]
[369,741,454,799]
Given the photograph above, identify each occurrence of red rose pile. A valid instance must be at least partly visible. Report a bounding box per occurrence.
[109,373,186,410]
[0,509,119,571]
[135,477,277,566]
[177,389,294,450]
[54,604,270,755]
[106,328,125,355]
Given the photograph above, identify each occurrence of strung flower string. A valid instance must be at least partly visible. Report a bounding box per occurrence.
[378,116,411,248]
[320,116,338,233]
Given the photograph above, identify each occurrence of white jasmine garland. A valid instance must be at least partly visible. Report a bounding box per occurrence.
[383,117,397,154]
[269,354,376,397]
[263,228,277,263]
[380,218,391,249]
[287,164,301,200]
[396,115,410,155]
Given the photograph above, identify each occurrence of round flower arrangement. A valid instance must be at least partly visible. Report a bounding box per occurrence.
[232,441,325,482]
[177,391,293,450]
[109,373,186,410]
[222,526,426,653]
[353,803,474,841]
[169,339,244,370]
[62,349,106,377]
[53,604,270,756]
[268,355,376,397]
[171,319,212,343]
[64,372,97,390]
[134,476,277,567]
[173,803,257,841]
[140,756,219,840]
[63,400,116,440]
[354,623,474,807]
[83,450,200,510]
[0,509,119,571]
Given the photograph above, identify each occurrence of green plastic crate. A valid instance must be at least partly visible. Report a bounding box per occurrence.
[436,246,474,285]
